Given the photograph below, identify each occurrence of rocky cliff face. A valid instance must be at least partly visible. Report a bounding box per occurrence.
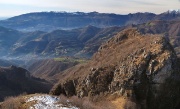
[51,29,180,109]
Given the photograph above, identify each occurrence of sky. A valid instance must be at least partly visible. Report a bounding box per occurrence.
[0,0,179,17]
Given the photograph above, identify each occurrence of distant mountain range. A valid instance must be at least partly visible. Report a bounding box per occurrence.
[0,10,179,31]
[0,25,123,57]
[0,11,154,31]
[0,10,179,59]
[0,20,180,58]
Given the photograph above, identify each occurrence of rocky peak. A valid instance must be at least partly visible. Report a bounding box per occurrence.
[51,28,180,108]
[166,9,180,14]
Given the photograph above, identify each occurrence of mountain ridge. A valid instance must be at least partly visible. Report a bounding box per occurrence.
[0,10,179,32]
[0,25,122,58]
[0,11,158,31]
[51,28,180,108]
[0,65,52,101]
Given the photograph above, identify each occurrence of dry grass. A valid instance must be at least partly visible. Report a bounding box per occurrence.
[111,97,127,109]
[123,100,138,109]
[111,97,137,109]
[58,94,116,109]
[0,94,136,109]
[51,29,173,109]
[0,93,27,109]
[0,93,42,109]
[53,28,166,85]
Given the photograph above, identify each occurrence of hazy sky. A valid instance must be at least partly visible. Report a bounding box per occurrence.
[0,0,179,17]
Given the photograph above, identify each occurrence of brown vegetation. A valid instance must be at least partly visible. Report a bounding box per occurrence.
[0,94,27,109]
[28,58,81,83]
[58,94,116,109]
[0,94,116,109]
[137,20,180,57]
[51,28,180,108]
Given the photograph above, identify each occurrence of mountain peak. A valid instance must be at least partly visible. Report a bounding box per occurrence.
[166,9,180,14]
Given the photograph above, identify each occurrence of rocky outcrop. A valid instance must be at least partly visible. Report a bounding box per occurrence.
[51,29,180,109]
[136,20,180,57]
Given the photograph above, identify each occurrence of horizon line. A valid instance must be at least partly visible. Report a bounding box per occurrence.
[0,9,174,18]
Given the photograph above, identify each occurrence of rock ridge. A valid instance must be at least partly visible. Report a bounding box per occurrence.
[51,28,180,108]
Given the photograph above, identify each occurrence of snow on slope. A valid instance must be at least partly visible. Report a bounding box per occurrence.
[26,95,79,109]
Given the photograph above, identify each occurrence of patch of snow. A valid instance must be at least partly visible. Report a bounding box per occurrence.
[26,95,79,109]
[167,9,180,14]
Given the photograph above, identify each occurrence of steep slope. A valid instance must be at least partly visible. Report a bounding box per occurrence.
[0,65,52,101]
[28,58,80,82]
[12,29,82,56]
[0,11,155,31]
[78,26,124,57]
[13,31,46,47]
[51,29,180,109]
[11,31,46,56]
[77,25,101,42]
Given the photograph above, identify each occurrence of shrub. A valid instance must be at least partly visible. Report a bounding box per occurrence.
[0,93,27,109]
[123,100,137,109]
[1,97,25,109]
